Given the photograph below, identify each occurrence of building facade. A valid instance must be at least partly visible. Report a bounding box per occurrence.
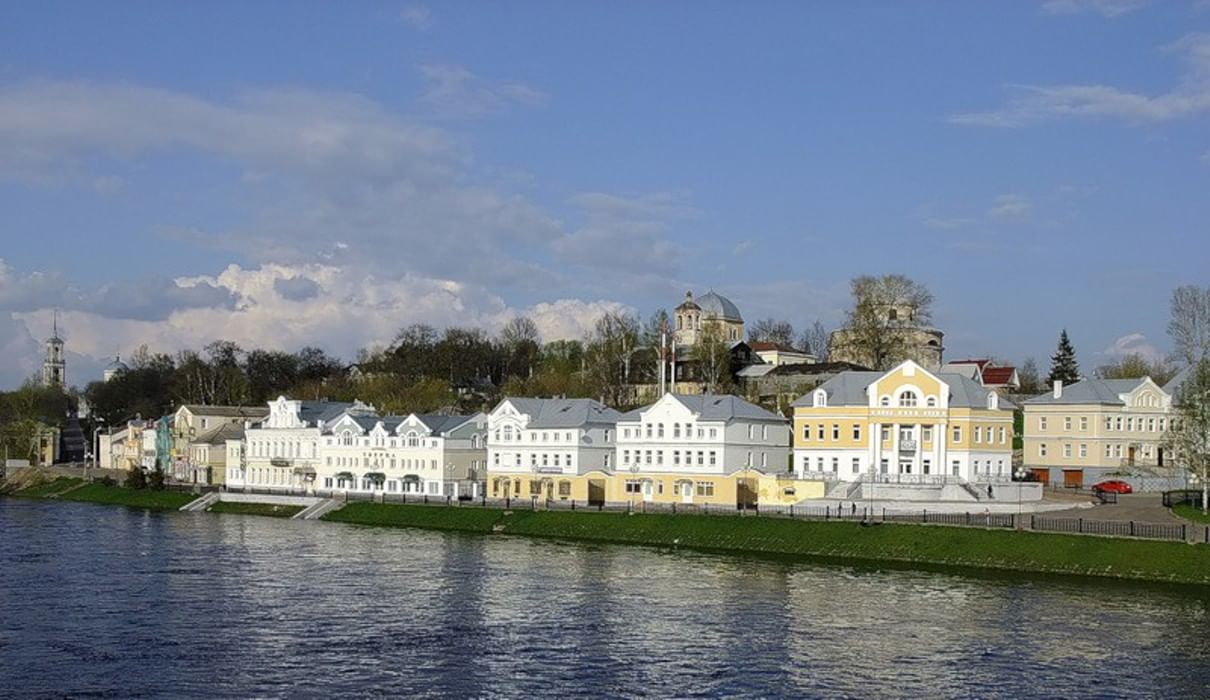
[486,397,621,501]
[172,405,269,483]
[828,302,945,372]
[234,396,363,490]
[792,360,1015,485]
[1023,378,1173,487]
[611,393,790,507]
[315,411,487,498]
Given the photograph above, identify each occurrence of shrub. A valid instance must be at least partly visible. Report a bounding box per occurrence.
[124,468,146,490]
[147,467,166,491]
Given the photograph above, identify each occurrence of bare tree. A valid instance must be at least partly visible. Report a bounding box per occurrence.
[584,311,641,408]
[799,320,830,361]
[748,318,796,347]
[1165,359,1210,512]
[833,274,934,370]
[692,321,733,393]
[1017,357,1042,395]
[1095,353,1176,385]
[1169,285,1210,367]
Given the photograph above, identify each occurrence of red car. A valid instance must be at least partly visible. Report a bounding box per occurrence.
[1093,480,1133,494]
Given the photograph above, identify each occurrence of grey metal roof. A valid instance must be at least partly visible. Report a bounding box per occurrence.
[180,405,270,419]
[503,398,622,428]
[413,414,478,435]
[1023,378,1148,406]
[193,422,247,445]
[621,393,786,423]
[792,371,1016,410]
[697,290,743,322]
[300,401,356,425]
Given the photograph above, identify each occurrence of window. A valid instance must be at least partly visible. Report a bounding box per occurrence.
[952,460,960,476]
[831,424,839,441]
[999,427,1006,444]
[817,425,824,440]
[1127,417,1134,432]
[852,458,860,474]
[658,424,665,438]
[1063,444,1072,458]
[1079,444,1087,458]
[922,459,931,475]
[926,396,937,408]
[604,453,611,468]
[760,426,767,441]
[709,451,717,466]
[672,450,680,465]
[1064,417,1072,431]
[881,426,890,442]
[645,424,652,439]
[898,391,918,407]
[625,480,642,494]
[880,459,889,474]
[746,451,753,467]
[761,453,767,468]
[1038,417,1047,431]
[697,452,704,466]
[952,426,961,443]
[1080,417,1088,431]
[1159,418,1167,432]
[1115,417,1123,431]
[559,481,572,496]
[645,450,652,465]
[974,427,982,444]
[853,425,862,441]
[1039,443,1047,457]
[623,450,631,464]
[604,429,612,443]
[1147,418,1155,432]
[623,428,631,439]
[1115,444,1123,458]
[803,425,811,441]
[880,396,890,407]
[673,423,680,438]
[656,451,664,466]
[748,425,755,440]
[831,457,838,472]
[696,482,715,497]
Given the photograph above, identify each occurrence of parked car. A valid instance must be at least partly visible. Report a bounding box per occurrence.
[1093,479,1133,494]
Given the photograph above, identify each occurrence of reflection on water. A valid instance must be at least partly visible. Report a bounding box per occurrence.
[1,498,1208,698]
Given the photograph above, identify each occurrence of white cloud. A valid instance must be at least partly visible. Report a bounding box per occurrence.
[949,33,1210,127]
[1041,0,1153,17]
[1100,332,1165,362]
[989,193,1032,219]
[924,216,976,230]
[399,4,432,31]
[418,64,547,119]
[732,240,754,255]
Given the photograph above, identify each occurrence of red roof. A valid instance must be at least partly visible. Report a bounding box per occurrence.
[946,359,990,370]
[981,367,1017,386]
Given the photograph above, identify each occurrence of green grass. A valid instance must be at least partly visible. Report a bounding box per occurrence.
[58,483,196,511]
[323,503,1210,586]
[323,502,509,532]
[10,477,84,498]
[207,501,304,518]
[1174,503,1210,524]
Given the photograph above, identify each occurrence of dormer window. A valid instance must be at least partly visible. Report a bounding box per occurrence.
[814,390,827,408]
[987,393,999,410]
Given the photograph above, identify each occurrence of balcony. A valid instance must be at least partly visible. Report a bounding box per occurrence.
[899,439,917,452]
[269,458,292,468]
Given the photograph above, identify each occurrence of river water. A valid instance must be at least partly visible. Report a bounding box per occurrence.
[1,499,1207,699]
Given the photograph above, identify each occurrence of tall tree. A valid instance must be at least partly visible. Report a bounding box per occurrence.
[692,321,734,394]
[1168,285,1210,367]
[748,318,796,347]
[1165,359,1210,512]
[799,320,830,362]
[1017,357,1043,395]
[500,316,541,380]
[1095,353,1176,385]
[834,274,934,370]
[1045,329,1080,386]
[583,311,640,408]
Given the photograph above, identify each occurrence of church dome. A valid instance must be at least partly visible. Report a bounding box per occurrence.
[106,356,129,372]
[697,290,743,323]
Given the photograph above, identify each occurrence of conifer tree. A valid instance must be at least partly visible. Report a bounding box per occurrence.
[1045,329,1080,386]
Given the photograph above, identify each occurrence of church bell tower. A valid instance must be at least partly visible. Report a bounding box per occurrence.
[42,310,66,388]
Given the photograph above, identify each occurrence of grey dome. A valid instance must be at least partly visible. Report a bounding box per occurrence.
[105,356,128,372]
[697,291,743,323]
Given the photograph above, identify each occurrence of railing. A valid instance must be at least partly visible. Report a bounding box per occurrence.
[1029,515,1188,542]
[1162,490,1204,508]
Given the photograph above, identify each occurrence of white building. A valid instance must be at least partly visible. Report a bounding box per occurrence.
[614,393,790,504]
[486,397,622,499]
[233,396,369,490]
[315,411,487,498]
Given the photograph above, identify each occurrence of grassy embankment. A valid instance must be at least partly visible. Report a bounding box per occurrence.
[323,503,1210,586]
[7,477,85,498]
[207,501,304,518]
[5,477,194,510]
[1174,503,1210,524]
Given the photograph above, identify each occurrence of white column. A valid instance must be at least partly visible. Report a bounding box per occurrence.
[869,422,881,482]
[913,424,923,476]
[891,422,900,476]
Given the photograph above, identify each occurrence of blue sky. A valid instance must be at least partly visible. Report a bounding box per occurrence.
[1,0,1207,388]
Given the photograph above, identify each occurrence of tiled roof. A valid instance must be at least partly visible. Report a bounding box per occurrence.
[981,367,1018,386]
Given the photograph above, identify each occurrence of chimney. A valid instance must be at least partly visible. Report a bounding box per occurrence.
[1052,380,1062,399]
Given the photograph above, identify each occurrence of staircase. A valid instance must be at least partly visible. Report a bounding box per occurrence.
[58,416,87,463]
[959,482,984,502]
[825,480,851,499]
[845,478,863,499]
[294,498,343,520]
[179,492,220,512]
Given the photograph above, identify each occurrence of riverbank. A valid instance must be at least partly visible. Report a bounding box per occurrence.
[206,501,304,518]
[3,477,196,511]
[323,502,1210,586]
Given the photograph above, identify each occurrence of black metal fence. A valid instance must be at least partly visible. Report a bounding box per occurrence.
[1162,490,1205,508]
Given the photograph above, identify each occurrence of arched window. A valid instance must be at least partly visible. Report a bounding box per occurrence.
[926,396,937,408]
[987,393,999,410]
[898,391,918,407]
[879,396,890,407]
[814,390,827,408]
[503,425,513,442]
[471,435,480,449]
[341,431,353,446]
[888,308,898,321]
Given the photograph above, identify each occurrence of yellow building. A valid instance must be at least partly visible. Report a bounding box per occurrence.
[792,360,1015,485]
[1023,377,1174,487]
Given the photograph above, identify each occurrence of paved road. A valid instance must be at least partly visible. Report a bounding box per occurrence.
[1045,493,1182,523]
